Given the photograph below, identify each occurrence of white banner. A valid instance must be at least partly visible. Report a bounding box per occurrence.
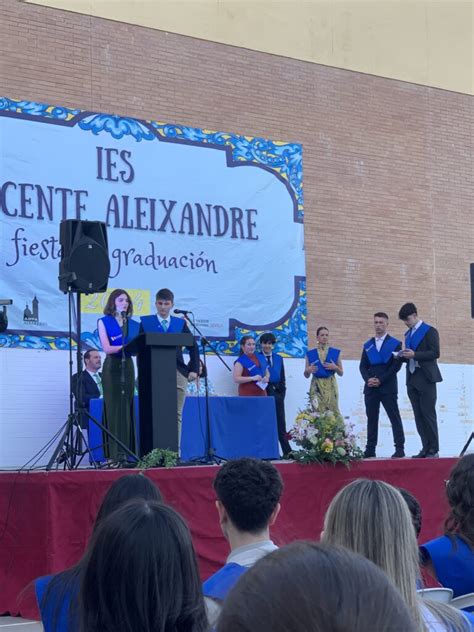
[0,97,306,355]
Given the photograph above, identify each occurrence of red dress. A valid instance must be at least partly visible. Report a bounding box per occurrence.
[237,354,268,397]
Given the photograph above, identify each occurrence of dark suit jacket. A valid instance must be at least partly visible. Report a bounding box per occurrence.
[266,356,286,399]
[71,370,101,410]
[404,326,443,385]
[179,320,200,377]
[359,335,402,395]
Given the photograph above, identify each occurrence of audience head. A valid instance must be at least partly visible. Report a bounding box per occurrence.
[217,542,417,632]
[83,349,101,373]
[103,289,133,317]
[398,487,423,538]
[238,335,256,356]
[445,453,474,546]
[79,499,207,632]
[94,473,162,530]
[323,479,470,632]
[213,458,283,537]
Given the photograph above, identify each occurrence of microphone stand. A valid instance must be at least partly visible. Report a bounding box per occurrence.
[180,312,230,464]
[118,311,132,466]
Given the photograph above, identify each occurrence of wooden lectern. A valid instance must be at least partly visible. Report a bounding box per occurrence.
[124,332,193,456]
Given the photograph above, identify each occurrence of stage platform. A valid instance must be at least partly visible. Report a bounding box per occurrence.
[0,457,456,619]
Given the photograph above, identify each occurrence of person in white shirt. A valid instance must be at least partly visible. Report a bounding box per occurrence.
[359,312,405,458]
[202,458,283,627]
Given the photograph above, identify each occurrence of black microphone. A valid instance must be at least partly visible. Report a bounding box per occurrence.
[120,311,128,319]
[174,308,192,315]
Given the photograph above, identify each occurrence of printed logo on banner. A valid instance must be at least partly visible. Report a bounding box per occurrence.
[0,97,306,356]
[81,290,151,315]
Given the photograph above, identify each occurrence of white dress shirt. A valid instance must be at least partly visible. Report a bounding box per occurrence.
[375,333,388,352]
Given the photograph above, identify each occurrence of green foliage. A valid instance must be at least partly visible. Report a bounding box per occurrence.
[290,393,364,465]
[137,448,178,469]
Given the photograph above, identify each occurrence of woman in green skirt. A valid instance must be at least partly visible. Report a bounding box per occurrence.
[97,289,140,462]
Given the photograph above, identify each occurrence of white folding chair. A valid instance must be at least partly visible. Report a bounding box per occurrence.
[417,587,453,603]
[450,593,474,610]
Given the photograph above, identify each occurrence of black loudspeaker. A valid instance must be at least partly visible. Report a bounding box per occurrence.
[59,220,110,293]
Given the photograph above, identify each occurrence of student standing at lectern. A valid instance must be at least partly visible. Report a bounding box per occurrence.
[140,288,199,438]
[97,289,140,461]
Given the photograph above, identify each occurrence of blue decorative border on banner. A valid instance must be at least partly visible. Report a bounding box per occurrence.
[0,97,306,357]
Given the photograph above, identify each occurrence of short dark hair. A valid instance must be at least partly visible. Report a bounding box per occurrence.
[103,289,133,317]
[213,458,283,533]
[79,500,207,632]
[155,288,174,302]
[374,312,389,320]
[259,332,276,344]
[398,303,417,320]
[397,488,422,538]
[218,542,417,632]
[83,350,95,362]
[316,326,329,336]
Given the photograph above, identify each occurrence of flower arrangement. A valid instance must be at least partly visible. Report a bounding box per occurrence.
[290,395,363,465]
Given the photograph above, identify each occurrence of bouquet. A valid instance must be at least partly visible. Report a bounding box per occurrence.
[290,394,363,465]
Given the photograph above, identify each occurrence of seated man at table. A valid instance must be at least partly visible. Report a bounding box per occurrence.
[71,350,102,429]
[140,288,199,438]
[203,458,283,626]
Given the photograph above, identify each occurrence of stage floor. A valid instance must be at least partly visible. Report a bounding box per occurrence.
[0,457,456,619]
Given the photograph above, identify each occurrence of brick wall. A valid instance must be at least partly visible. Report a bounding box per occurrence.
[2,0,473,361]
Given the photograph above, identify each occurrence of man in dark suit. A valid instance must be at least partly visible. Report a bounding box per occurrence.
[398,302,443,458]
[259,332,292,457]
[71,349,102,428]
[360,312,405,459]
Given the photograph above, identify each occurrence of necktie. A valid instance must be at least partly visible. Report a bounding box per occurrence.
[94,373,103,395]
[161,319,168,332]
[266,355,272,367]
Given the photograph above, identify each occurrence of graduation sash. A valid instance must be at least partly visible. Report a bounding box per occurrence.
[306,347,340,378]
[140,314,185,334]
[100,315,140,357]
[364,336,401,365]
[265,352,283,383]
[236,353,267,377]
[202,563,248,601]
[405,322,431,351]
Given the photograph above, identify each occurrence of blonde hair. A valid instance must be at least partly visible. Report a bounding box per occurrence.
[323,479,469,632]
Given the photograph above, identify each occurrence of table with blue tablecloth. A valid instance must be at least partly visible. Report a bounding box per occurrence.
[88,396,279,461]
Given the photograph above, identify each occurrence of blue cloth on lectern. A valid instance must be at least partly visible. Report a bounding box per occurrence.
[405,322,431,351]
[364,336,401,365]
[202,563,248,601]
[306,347,340,378]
